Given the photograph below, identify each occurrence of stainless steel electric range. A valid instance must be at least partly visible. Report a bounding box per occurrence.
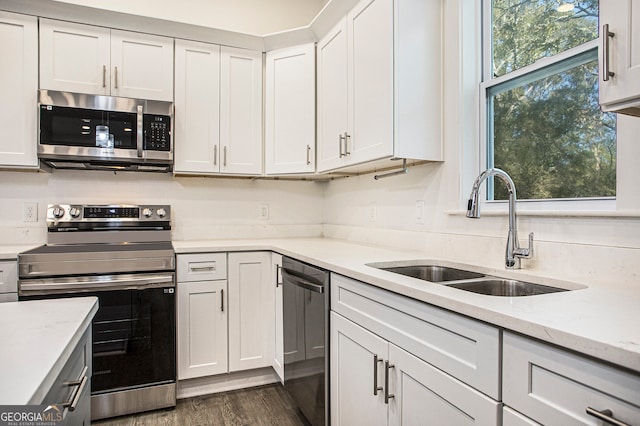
[17,204,176,420]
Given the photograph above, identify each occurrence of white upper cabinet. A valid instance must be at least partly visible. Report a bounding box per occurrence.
[110,30,174,101]
[175,43,263,176]
[317,0,443,173]
[0,11,38,168]
[317,18,349,172]
[599,0,640,116]
[347,0,394,165]
[174,40,221,174]
[220,47,263,175]
[39,19,174,101]
[265,43,316,175]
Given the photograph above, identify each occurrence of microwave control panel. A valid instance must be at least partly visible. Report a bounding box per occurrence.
[143,114,171,151]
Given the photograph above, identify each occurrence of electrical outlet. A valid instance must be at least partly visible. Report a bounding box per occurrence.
[23,202,38,222]
[258,203,269,220]
[369,202,377,222]
[415,200,425,224]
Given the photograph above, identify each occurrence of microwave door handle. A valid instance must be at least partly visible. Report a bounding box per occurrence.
[137,105,144,158]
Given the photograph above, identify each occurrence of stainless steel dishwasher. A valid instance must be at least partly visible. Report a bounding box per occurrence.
[281,256,330,426]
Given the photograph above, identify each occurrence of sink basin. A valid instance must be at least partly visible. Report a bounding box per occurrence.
[377,265,485,282]
[445,279,568,297]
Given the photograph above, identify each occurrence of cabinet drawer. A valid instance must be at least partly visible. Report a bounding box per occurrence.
[177,253,227,282]
[331,274,500,399]
[42,327,91,417]
[0,261,17,294]
[503,332,640,425]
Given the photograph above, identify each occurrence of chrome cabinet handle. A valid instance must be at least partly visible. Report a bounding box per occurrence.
[602,24,615,81]
[373,355,383,396]
[339,134,346,158]
[214,145,218,166]
[384,360,395,404]
[102,65,106,88]
[276,264,282,287]
[345,133,351,155]
[306,145,311,165]
[223,146,227,167]
[220,289,224,312]
[114,66,119,89]
[586,407,630,426]
[61,366,88,411]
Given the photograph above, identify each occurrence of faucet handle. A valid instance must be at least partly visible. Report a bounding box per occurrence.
[515,232,534,258]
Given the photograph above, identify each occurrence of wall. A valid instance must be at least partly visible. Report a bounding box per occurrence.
[0,170,325,245]
[52,0,329,35]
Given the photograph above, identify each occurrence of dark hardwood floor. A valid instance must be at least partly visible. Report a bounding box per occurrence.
[93,384,310,426]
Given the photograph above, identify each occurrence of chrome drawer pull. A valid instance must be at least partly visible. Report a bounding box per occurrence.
[61,366,88,412]
[384,360,395,404]
[586,407,630,426]
[373,355,383,396]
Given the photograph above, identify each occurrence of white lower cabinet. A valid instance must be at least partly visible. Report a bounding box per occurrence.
[331,312,500,425]
[331,274,500,425]
[0,261,18,303]
[228,252,273,371]
[177,252,273,381]
[272,253,284,382]
[503,331,640,426]
[177,279,228,379]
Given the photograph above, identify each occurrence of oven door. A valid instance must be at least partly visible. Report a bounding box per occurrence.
[19,273,176,394]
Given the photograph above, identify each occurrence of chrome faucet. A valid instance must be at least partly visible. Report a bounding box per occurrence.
[467,168,533,269]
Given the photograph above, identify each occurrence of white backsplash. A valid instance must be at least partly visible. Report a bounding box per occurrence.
[0,169,325,245]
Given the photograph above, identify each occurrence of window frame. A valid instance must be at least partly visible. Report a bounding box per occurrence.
[479,1,616,213]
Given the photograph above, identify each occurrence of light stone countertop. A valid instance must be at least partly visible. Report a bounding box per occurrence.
[173,237,640,374]
[0,297,98,405]
[0,244,39,260]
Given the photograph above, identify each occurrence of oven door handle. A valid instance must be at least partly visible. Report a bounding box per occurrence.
[281,268,324,294]
[19,273,175,295]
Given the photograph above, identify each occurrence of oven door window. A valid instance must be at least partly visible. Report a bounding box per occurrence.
[40,105,137,150]
[21,287,175,392]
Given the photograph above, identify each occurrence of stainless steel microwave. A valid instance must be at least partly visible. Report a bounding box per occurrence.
[38,90,173,172]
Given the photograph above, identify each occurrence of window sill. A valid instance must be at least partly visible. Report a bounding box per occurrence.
[446,209,640,219]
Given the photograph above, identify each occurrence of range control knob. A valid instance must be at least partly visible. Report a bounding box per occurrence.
[52,206,65,219]
[156,208,167,218]
[142,208,153,218]
[69,207,81,218]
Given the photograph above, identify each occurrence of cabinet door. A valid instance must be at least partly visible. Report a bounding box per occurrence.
[599,0,640,113]
[331,312,387,426]
[388,343,500,426]
[39,19,110,96]
[316,18,349,173]
[220,47,263,175]
[110,30,174,101]
[503,332,640,426]
[265,44,316,175]
[174,40,221,174]
[177,280,228,379]
[272,254,284,382]
[0,12,38,168]
[228,252,273,371]
[347,0,394,164]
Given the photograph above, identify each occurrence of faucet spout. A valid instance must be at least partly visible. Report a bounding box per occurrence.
[466,168,533,269]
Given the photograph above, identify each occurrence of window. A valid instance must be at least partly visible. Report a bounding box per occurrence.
[482,0,616,201]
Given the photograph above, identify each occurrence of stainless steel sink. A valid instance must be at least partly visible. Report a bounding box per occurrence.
[445,279,568,297]
[376,265,485,282]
